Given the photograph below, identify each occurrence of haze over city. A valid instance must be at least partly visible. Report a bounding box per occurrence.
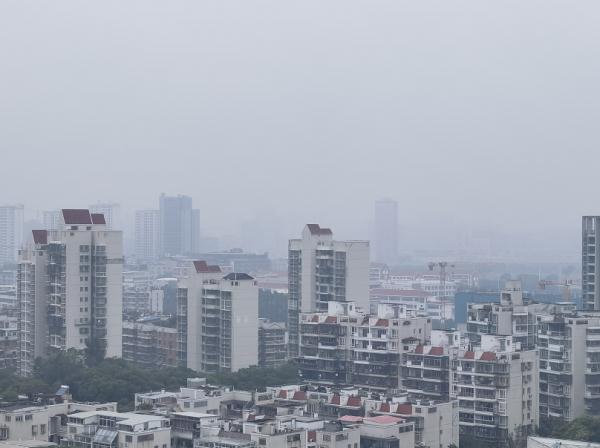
[2,1,600,260]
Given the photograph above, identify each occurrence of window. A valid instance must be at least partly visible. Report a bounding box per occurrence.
[4,416,10,422]
[125,436,133,442]
[32,425,38,436]
[40,424,46,435]
[16,416,23,422]
[259,438,266,446]
[0,427,8,440]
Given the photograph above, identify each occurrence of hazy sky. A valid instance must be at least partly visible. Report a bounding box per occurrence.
[1,1,599,259]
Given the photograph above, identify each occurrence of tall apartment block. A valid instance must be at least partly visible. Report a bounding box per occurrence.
[583,216,600,310]
[159,194,200,257]
[0,204,24,264]
[258,319,287,368]
[177,261,258,373]
[89,202,120,230]
[42,210,61,230]
[373,199,398,265]
[134,210,160,261]
[455,335,538,448]
[537,310,600,420]
[288,224,369,357]
[17,209,123,376]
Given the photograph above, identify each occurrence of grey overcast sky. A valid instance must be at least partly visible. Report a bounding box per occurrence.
[1,1,599,259]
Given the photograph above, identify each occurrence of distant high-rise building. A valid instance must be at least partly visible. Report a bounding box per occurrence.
[42,210,61,230]
[177,261,258,373]
[287,224,369,357]
[583,216,600,310]
[134,210,160,261]
[89,202,120,230]
[159,194,200,256]
[373,199,398,264]
[17,209,123,376]
[0,205,24,265]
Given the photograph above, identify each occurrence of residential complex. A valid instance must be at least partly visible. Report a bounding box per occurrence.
[122,321,178,368]
[258,319,287,368]
[177,261,259,373]
[288,224,369,357]
[16,209,123,376]
[0,204,24,265]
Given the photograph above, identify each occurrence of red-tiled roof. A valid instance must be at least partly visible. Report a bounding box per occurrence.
[480,351,497,361]
[32,230,47,245]
[346,396,361,407]
[292,391,307,401]
[414,345,424,354]
[247,414,255,421]
[330,394,341,405]
[366,415,402,425]
[395,403,412,415]
[340,415,363,423]
[311,315,319,323]
[90,213,106,225]
[306,224,333,235]
[375,319,389,327]
[324,316,337,324]
[428,346,444,356]
[62,209,92,225]
[307,431,316,442]
[464,351,475,359]
[278,390,287,399]
[380,403,391,413]
[193,260,221,274]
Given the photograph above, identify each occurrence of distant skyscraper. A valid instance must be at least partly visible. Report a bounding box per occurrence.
[583,216,600,310]
[89,202,120,230]
[374,199,398,264]
[42,210,61,230]
[135,209,160,261]
[17,209,123,376]
[159,194,200,256]
[287,224,370,357]
[0,204,24,264]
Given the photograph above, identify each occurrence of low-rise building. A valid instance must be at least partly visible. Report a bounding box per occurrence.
[63,411,170,448]
[122,322,178,369]
[258,320,287,368]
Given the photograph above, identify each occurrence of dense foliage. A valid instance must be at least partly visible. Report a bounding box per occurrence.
[0,351,298,411]
[538,416,600,442]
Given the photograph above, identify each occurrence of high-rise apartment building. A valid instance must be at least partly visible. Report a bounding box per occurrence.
[583,216,600,310]
[177,261,258,373]
[0,204,24,264]
[17,209,123,376]
[134,210,160,261]
[42,210,61,230]
[455,335,538,448]
[288,224,369,357]
[373,199,398,265]
[159,194,200,257]
[89,203,120,230]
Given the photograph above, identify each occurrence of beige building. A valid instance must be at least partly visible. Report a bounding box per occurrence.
[17,209,123,376]
[288,224,369,357]
[177,261,259,373]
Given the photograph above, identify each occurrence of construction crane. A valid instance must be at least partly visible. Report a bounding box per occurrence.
[427,262,455,324]
[538,279,575,302]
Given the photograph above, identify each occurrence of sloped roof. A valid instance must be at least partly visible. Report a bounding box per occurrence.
[428,346,444,356]
[91,213,106,225]
[223,273,254,281]
[306,224,333,235]
[463,351,475,359]
[62,209,92,225]
[193,260,221,274]
[379,402,391,413]
[32,230,47,245]
[366,415,403,425]
[346,396,362,407]
[395,403,412,415]
[292,391,307,401]
[480,351,497,361]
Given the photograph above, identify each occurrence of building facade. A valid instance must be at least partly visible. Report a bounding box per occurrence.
[159,194,200,257]
[288,224,369,357]
[0,205,24,265]
[583,216,600,310]
[134,209,160,261]
[17,209,123,376]
[177,261,259,373]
